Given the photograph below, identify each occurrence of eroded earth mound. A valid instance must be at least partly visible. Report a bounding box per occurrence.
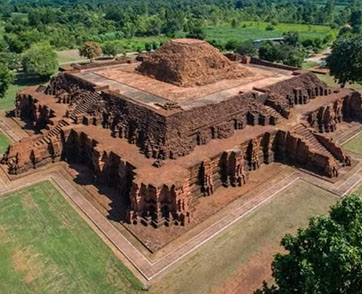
[137,38,253,87]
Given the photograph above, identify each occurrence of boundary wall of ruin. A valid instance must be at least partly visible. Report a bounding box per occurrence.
[250,57,300,71]
[59,57,134,72]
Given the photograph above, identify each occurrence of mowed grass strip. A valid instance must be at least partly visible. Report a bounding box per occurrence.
[151,180,337,294]
[343,134,362,156]
[0,181,142,294]
[0,131,10,153]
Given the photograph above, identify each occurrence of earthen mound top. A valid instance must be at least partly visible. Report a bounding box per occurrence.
[137,38,254,87]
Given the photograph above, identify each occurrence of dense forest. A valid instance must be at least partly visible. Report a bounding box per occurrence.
[1,0,362,100]
[0,0,361,53]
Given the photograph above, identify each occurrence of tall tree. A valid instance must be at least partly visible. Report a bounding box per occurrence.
[186,21,206,40]
[255,195,362,294]
[326,34,362,87]
[0,63,14,98]
[79,41,102,63]
[236,40,257,56]
[22,43,58,80]
[102,41,118,58]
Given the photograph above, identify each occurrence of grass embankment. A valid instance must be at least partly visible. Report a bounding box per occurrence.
[0,181,142,294]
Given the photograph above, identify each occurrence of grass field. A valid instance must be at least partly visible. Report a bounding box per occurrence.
[316,74,362,91]
[343,134,362,156]
[0,73,44,111]
[56,50,87,64]
[352,183,362,197]
[0,181,142,294]
[302,60,320,69]
[0,131,10,153]
[204,22,335,44]
[151,180,337,294]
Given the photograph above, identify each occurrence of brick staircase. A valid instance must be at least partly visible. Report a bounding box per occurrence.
[34,119,71,147]
[292,124,341,165]
[68,91,100,122]
[263,105,284,124]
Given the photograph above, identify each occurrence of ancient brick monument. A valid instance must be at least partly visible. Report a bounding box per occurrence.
[2,39,361,228]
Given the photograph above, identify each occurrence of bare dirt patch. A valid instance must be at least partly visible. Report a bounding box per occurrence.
[12,246,43,285]
[22,193,37,210]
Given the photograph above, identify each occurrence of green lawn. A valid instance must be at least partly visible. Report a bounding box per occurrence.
[0,131,10,153]
[151,180,337,294]
[0,73,44,111]
[343,134,362,156]
[0,181,142,294]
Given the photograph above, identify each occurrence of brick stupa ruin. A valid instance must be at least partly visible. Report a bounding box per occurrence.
[137,38,253,87]
[1,38,361,229]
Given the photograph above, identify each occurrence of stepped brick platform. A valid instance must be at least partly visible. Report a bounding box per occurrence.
[1,39,361,235]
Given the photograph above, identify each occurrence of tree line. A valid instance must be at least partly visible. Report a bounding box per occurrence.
[0,0,361,53]
[1,0,362,97]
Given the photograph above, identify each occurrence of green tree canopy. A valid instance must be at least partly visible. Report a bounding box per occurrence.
[256,195,362,294]
[102,41,118,57]
[326,34,362,87]
[283,31,300,47]
[186,21,205,40]
[79,41,102,63]
[225,39,239,51]
[236,40,257,56]
[258,41,305,67]
[21,43,58,80]
[0,63,14,98]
